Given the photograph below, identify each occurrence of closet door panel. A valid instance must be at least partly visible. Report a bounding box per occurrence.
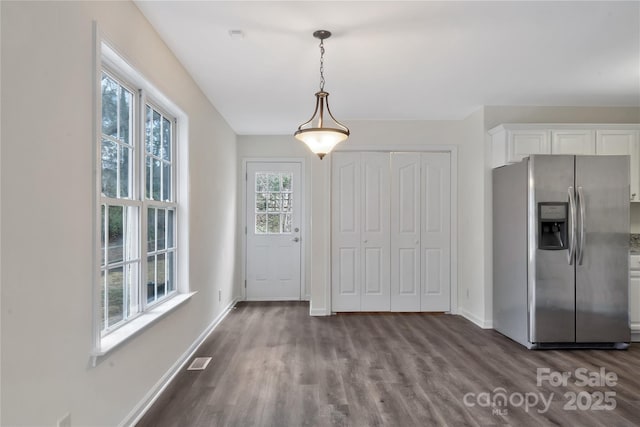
[391,153,421,311]
[331,152,361,311]
[360,152,391,311]
[421,152,451,311]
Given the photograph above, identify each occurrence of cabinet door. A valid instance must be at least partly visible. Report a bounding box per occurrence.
[630,274,640,327]
[596,130,640,201]
[421,152,451,311]
[360,153,391,311]
[551,130,595,155]
[390,153,421,311]
[507,130,550,163]
[331,152,361,311]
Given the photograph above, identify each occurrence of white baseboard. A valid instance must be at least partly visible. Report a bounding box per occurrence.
[631,323,640,342]
[459,307,493,329]
[120,297,239,427]
[310,307,330,316]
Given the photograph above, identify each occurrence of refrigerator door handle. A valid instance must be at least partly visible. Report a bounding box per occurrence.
[577,186,586,265]
[568,186,577,265]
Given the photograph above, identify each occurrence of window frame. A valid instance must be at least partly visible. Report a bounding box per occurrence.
[93,39,190,362]
[142,101,178,309]
[99,66,145,335]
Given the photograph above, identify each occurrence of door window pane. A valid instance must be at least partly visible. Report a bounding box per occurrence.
[283,214,292,233]
[268,174,280,191]
[256,173,268,192]
[253,170,294,234]
[256,193,266,212]
[267,214,280,233]
[256,214,266,233]
[267,194,280,211]
[281,173,292,191]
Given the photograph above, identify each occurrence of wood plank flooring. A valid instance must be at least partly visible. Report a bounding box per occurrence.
[137,302,640,426]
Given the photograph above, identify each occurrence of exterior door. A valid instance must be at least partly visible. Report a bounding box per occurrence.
[246,162,302,300]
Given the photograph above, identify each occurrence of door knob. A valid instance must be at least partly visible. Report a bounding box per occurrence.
[292,237,300,242]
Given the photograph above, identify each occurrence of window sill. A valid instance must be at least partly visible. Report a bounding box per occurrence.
[91,292,196,366]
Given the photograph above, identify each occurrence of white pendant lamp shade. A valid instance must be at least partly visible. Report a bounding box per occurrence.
[294,30,350,159]
[294,91,349,160]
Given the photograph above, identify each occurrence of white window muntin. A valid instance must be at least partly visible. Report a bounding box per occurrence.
[141,99,177,308]
[98,72,179,335]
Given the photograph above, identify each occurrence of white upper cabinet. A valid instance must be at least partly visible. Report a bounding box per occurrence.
[491,124,640,201]
[551,130,595,155]
[508,130,550,163]
[596,130,640,201]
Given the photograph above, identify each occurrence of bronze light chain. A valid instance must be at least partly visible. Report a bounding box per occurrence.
[319,38,326,92]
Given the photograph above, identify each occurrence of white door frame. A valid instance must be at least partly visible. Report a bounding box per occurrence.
[242,158,307,301]
[327,145,458,315]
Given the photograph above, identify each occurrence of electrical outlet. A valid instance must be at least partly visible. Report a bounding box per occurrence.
[57,413,71,427]
[218,290,221,302]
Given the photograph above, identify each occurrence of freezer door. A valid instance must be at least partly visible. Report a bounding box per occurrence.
[528,155,576,343]
[575,156,630,343]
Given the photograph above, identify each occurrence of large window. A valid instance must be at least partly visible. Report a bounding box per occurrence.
[99,69,177,336]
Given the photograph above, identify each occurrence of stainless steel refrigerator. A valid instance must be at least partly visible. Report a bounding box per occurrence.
[493,155,630,349]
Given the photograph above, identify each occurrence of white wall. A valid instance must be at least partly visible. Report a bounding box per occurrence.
[1,2,237,426]
[237,110,490,323]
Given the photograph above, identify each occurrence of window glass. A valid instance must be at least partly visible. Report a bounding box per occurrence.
[254,172,294,234]
[98,70,178,337]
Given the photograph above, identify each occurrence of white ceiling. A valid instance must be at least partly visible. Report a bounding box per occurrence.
[134,1,640,135]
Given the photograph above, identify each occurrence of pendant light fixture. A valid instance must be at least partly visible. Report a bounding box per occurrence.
[294,30,350,159]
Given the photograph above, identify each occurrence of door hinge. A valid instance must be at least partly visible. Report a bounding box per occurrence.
[245,172,248,181]
[244,280,247,288]
[245,226,247,234]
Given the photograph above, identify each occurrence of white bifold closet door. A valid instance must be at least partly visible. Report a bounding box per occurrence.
[332,151,450,312]
[331,152,390,311]
[390,153,450,311]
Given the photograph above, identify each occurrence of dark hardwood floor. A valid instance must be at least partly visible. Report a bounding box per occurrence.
[137,302,640,426]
